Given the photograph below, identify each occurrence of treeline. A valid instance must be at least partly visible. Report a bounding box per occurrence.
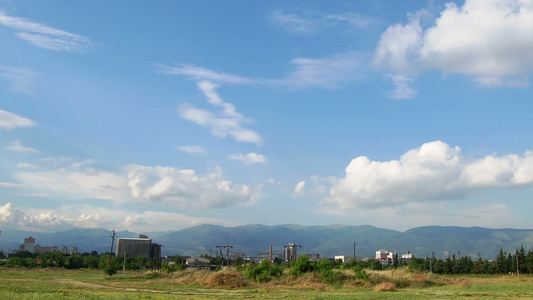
[0,250,157,273]
[408,246,533,275]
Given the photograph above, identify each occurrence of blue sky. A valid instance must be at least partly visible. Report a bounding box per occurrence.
[1,0,533,233]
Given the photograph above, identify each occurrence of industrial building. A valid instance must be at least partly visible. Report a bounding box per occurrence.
[22,237,36,253]
[115,235,162,267]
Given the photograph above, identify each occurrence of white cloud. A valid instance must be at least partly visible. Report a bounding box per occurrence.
[14,158,259,210]
[17,163,38,169]
[0,11,94,52]
[177,145,208,155]
[228,153,267,164]
[269,9,372,35]
[375,0,533,96]
[0,182,22,188]
[0,65,39,95]
[387,74,417,100]
[0,109,36,130]
[0,202,242,232]
[320,141,533,210]
[16,166,129,201]
[0,203,25,223]
[157,64,254,85]
[178,81,264,145]
[292,180,306,197]
[126,164,258,209]
[0,203,115,232]
[159,51,366,90]
[283,52,366,89]
[6,140,39,153]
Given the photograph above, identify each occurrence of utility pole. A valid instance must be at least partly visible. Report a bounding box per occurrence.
[108,230,116,266]
[353,241,356,262]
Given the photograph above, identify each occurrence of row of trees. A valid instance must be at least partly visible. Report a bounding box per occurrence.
[0,250,157,273]
[408,246,533,275]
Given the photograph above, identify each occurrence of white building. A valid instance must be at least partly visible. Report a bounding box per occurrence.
[186,256,211,269]
[334,255,354,263]
[375,249,394,264]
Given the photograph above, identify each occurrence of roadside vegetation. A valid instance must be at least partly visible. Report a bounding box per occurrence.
[1,248,533,298]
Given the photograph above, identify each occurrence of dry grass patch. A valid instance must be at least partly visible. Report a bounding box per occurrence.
[202,270,248,288]
[374,282,396,292]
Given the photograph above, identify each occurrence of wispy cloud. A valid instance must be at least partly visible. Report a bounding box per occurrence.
[283,52,366,89]
[0,182,22,188]
[0,65,39,95]
[157,64,254,85]
[177,145,208,155]
[269,9,372,35]
[17,163,38,169]
[0,11,94,52]
[387,74,417,100]
[160,52,367,90]
[228,153,267,164]
[178,81,264,145]
[0,109,36,130]
[6,140,39,153]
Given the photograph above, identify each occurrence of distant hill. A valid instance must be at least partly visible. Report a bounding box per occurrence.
[1,225,532,259]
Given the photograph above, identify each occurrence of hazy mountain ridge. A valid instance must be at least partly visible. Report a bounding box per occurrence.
[1,225,532,259]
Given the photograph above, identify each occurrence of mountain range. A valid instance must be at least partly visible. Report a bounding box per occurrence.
[2,224,532,260]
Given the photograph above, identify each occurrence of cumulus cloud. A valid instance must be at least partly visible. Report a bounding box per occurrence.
[0,109,36,130]
[292,180,306,197]
[178,81,264,145]
[0,203,25,223]
[6,140,39,153]
[0,11,94,52]
[14,158,258,210]
[228,153,267,164]
[375,0,533,97]
[0,203,116,231]
[269,9,372,35]
[0,202,243,232]
[320,141,533,210]
[126,164,257,209]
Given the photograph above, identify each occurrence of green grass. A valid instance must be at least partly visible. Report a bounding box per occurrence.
[0,268,532,299]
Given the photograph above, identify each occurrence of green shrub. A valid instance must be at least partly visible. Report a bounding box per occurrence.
[354,265,369,281]
[290,255,313,276]
[245,260,284,282]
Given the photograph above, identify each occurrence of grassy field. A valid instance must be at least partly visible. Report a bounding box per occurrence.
[0,268,532,299]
